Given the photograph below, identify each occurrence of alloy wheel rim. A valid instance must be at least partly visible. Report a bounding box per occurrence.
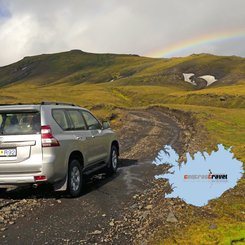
[112,150,118,169]
[71,166,80,191]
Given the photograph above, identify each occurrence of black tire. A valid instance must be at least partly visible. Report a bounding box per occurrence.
[67,159,83,197]
[107,145,118,176]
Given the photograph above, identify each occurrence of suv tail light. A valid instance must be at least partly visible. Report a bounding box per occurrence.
[34,175,47,182]
[41,125,60,147]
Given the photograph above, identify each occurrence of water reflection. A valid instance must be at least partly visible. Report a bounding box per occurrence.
[153,144,244,207]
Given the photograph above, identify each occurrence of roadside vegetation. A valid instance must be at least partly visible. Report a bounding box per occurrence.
[0,51,244,244]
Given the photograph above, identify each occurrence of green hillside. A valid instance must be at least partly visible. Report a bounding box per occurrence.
[1,50,245,89]
[0,50,159,87]
[1,51,245,110]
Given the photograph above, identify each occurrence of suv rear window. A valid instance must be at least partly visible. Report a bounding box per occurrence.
[52,109,69,130]
[0,111,41,135]
[66,110,86,130]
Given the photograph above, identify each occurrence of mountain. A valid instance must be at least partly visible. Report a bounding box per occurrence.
[1,50,245,89]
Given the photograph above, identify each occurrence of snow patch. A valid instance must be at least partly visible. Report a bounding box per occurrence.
[199,75,217,86]
[183,73,217,87]
[183,73,196,85]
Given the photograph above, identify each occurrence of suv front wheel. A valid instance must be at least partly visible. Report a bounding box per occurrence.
[67,159,83,197]
[107,145,118,175]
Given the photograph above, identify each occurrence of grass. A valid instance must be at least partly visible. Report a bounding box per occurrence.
[161,219,245,245]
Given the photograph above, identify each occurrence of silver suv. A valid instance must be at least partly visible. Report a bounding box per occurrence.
[0,102,119,197]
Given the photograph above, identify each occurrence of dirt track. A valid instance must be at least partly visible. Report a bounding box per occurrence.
[0,107,200,244]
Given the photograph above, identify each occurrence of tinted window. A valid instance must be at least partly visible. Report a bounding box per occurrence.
[52,109,69,130]
[0,112,40,135]
[67,110,86,130]
[82,111,101,130]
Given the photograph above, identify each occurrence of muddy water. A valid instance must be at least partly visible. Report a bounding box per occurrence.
[153,144,244,206]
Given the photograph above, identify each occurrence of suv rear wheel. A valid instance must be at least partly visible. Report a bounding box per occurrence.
[67,159,83,197]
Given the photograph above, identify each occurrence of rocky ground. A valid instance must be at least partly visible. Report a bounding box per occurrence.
[0,107,208,244]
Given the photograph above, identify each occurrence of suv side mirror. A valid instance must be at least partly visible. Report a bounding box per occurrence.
[102,121,110,130]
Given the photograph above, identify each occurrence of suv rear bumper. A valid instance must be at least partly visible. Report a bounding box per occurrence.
[0,169,58,185]
[0,153,66,186]
[0,175,37,184]
[0,169,53,186]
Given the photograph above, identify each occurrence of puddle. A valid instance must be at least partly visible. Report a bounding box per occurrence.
[153,144,244,207]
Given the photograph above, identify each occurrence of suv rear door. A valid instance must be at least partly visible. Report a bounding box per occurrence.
[0,110,43,175]
[64,109,95,165]
[81,110,109,162]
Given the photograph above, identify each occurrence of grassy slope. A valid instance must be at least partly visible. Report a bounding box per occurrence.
[0,51,244,244]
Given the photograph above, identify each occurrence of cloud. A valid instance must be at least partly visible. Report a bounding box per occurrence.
[0,0,245,66]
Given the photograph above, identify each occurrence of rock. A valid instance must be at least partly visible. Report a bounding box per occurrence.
[109,221,114,226]
[139,211,149,220]
[89,230,102,235]
[166,211,178,223]
[0,227,7,231]
[169,201,174,206]
[145,205,153,210]
[209,223,217,229]
[220,96,226,101]
[9,221,15,225]
[131,204,137,209]
[102,214,106,217]
[13,213,19,218]
[57,200,62,204]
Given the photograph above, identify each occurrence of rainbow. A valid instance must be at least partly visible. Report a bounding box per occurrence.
[146,29,245,58]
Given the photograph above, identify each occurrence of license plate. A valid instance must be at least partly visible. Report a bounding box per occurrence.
[0,149,17,157]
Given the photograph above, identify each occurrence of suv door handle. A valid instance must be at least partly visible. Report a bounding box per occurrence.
[76,136,85,141]
[86,135,96,139]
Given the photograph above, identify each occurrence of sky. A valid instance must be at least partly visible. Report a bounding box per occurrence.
[0,0,245,66]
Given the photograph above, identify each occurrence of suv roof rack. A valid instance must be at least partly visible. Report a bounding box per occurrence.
[0,102,77,106]
[41,101,76,106]
[0,103,27,106]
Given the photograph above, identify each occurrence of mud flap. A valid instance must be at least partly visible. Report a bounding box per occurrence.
[53,175,68,191]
